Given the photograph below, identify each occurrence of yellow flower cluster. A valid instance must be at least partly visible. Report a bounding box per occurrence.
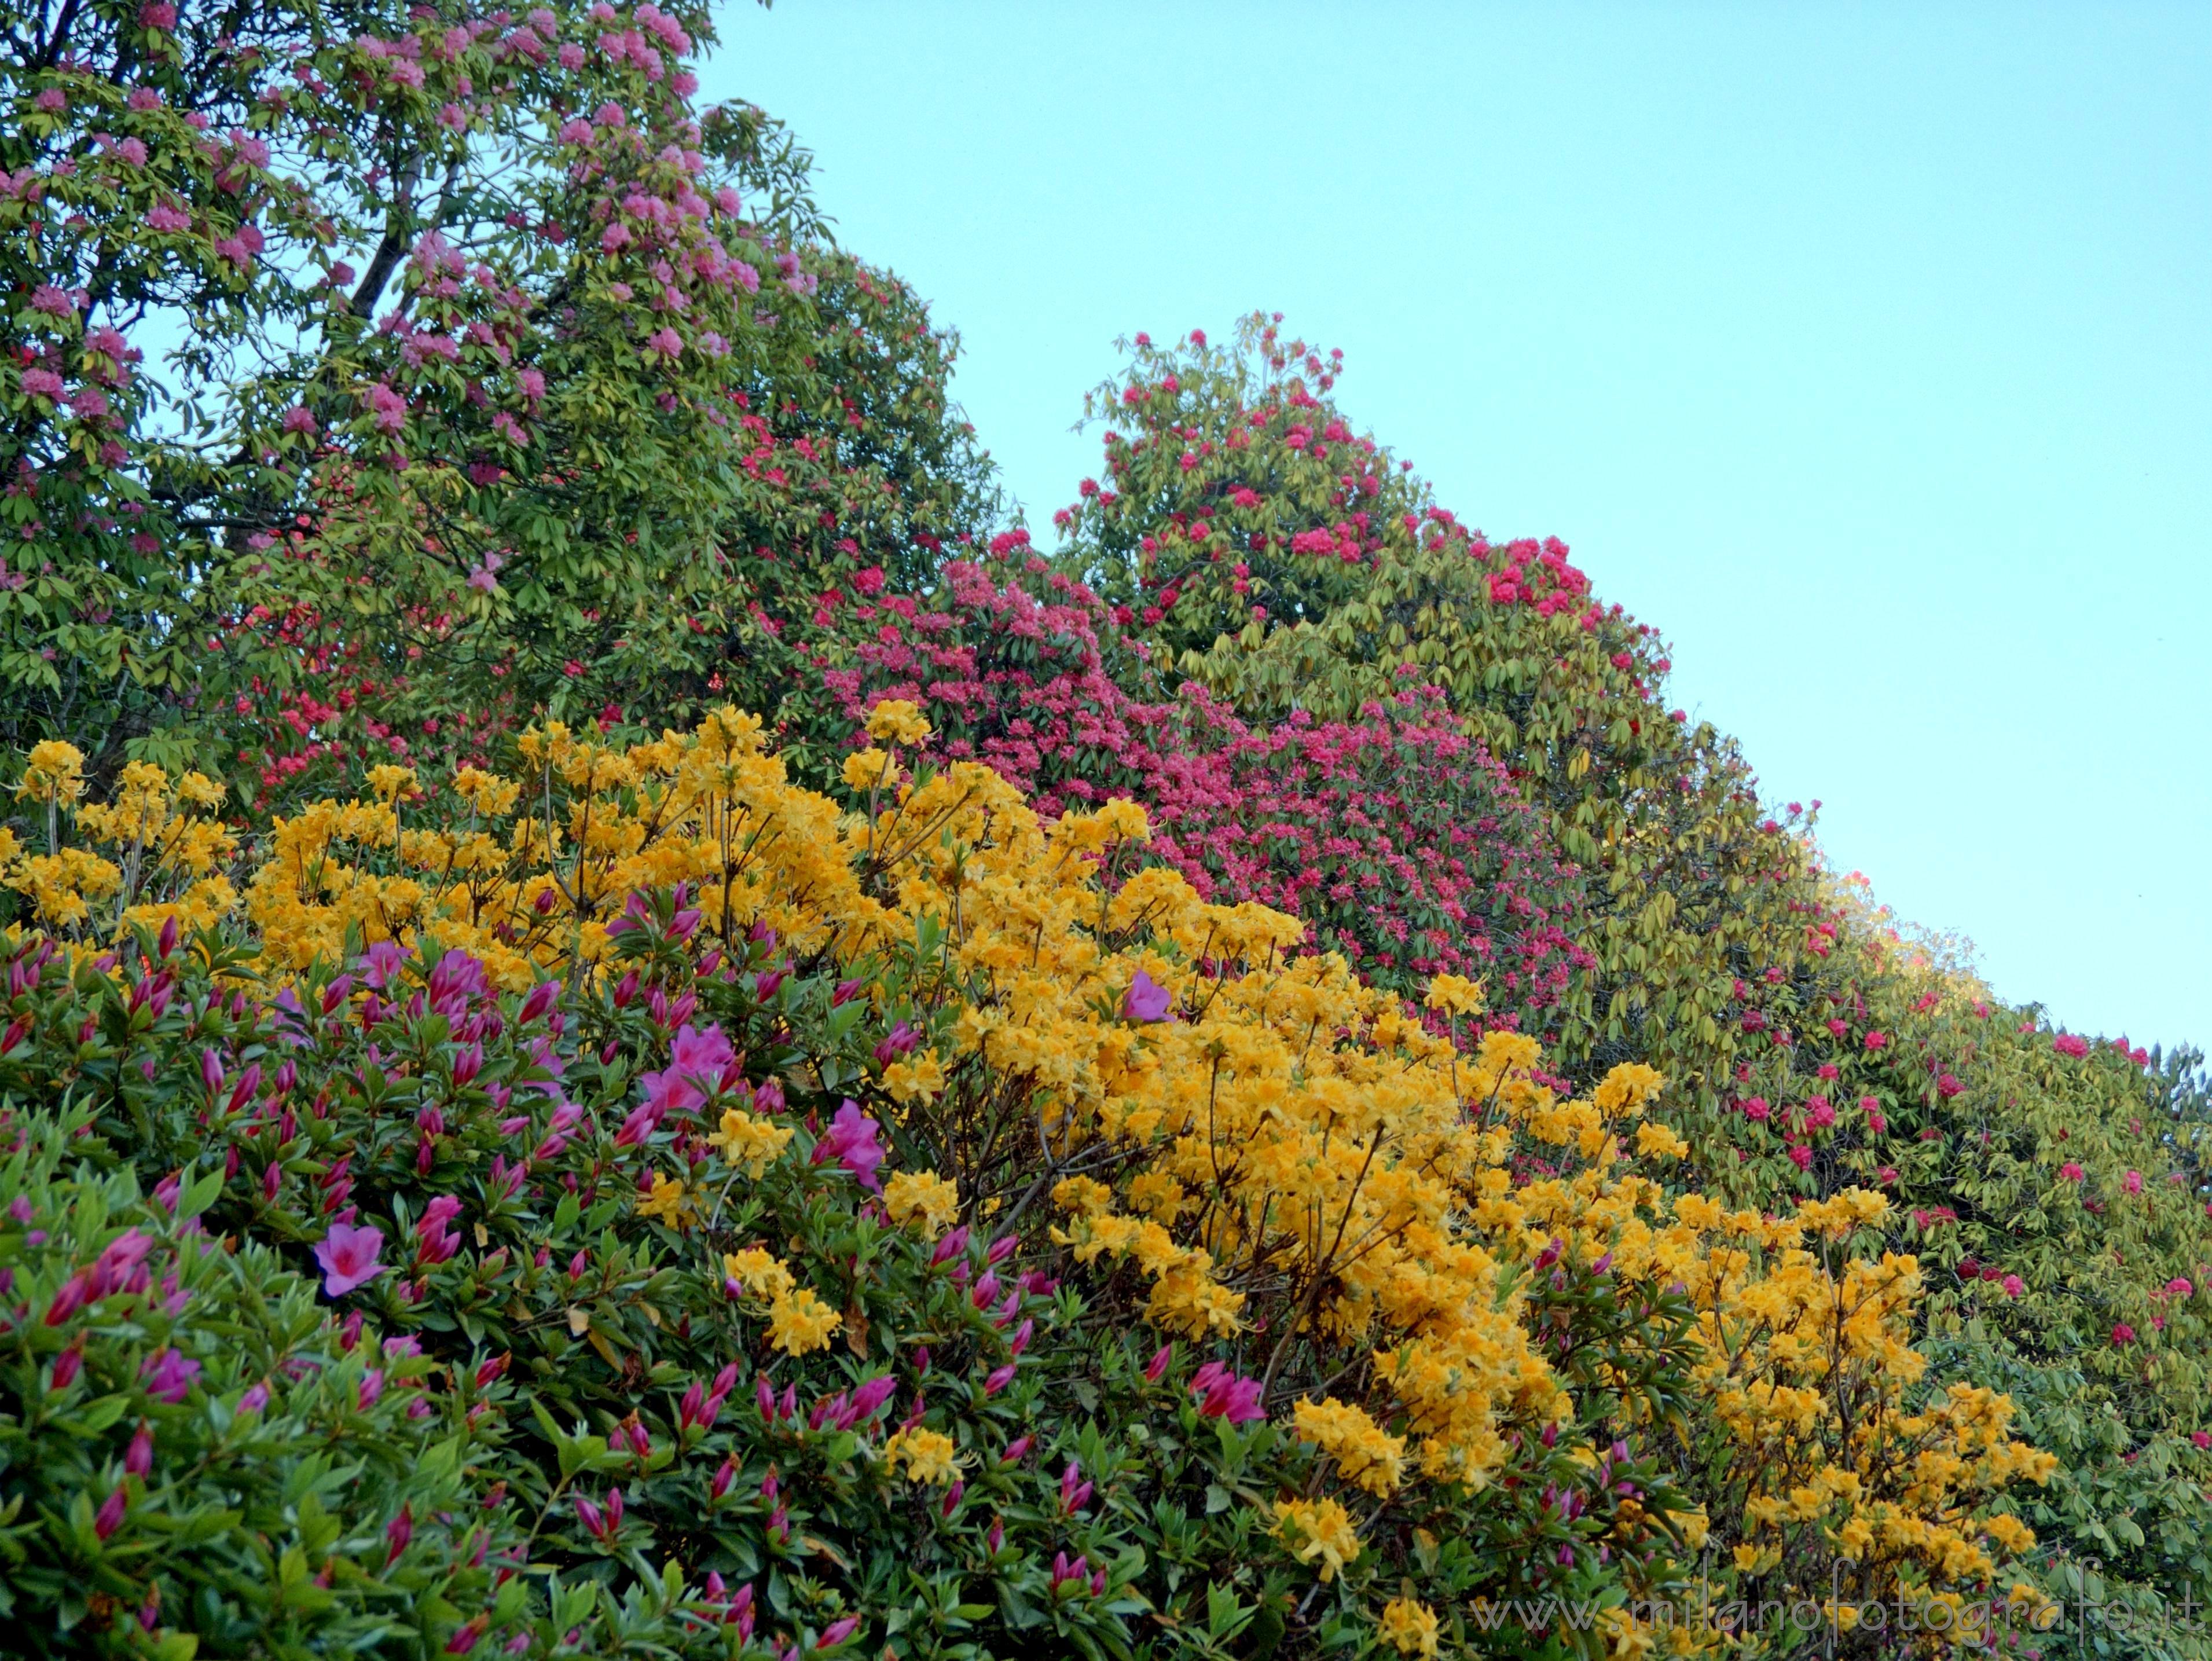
[1272,1497,1360,1582]
[238,707,895,991]
[1450,1037,2057,1608]
[634,1174,694,1230]
[882,1425,960,1485]
[710,1108,794,1176]
[1377,1597,1441,1658]
[883,1169,960,1239]
[1291,1396,1407,1497]
[715,1246,838,1356]
[1,753,234,935]
[765,1286,842,1356]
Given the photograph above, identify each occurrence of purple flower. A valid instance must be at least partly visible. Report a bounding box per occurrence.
[95,1486,128,1540]
[313,1222,387,1297]
[19,368,63,400]
[1122,970,1174,1024]
[140,1347,201,1404]
[1189,1361,1265,1424]
[354,940,407,991]
[670,1021,733,1085]
[812,1100,884,1192]
[89,1228,155,1297]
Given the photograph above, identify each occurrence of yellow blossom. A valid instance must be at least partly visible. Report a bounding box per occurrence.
[1423,973,1485,1017]
[722,1248,795,1301]
[1378,1597,1440,1657]
[711,1108,794,1175]
[882,1426,960,1484]
[17,739,85,804]
[884,1169,960,1238]
[864,700,931,746]
[1292,1397,1406,1497]
[636,1174,692,1230]
[1274,1497,1359,1582]
[842,747,892,793]
[366,764,417,804]
[766,1287,841,1355]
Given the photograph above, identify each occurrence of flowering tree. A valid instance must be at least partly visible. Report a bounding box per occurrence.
[0,0,994,804]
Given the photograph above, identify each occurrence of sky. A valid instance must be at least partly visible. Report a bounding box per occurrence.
[698,1,2211,1052]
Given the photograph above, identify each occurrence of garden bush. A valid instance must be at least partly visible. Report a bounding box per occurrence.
[820,551,1590,1037]
[0,714,2066,1655]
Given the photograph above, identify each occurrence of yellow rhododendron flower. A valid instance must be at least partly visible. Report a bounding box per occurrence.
[366,764,417,804]
[1378,1597,1440,1657]
[1274,1498,1359,1582]
[722,1248,795,1301]
[882,1426,959,1484]
[766,1287,841,1355]
[1422,973,1484,1017]
[17,739,86,803]
[841,747,892,793]
[451,767,520,816]
[1292,1397,1406,1497]
[884,1169,960,1238]
[881,1047,945,1104]
[864,699,930,746]
[636,1174,693,1230]
[711,1109,794,1175]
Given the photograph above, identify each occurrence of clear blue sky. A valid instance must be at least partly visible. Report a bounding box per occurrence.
[700,2,2211,1053]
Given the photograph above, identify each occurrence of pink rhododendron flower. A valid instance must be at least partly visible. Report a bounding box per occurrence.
[2054,1033,2090,1058]
[314,1222,388,1296]
[1188,1361,1265,1423]
[813,1099,884,1191]
[1122,970,1173,1023]
[140,1347,201,1402]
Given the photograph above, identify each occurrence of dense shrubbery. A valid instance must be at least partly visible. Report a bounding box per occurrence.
[819,551,1589,1035]
[0,716,2070,1656]
[3,3,2206,1657]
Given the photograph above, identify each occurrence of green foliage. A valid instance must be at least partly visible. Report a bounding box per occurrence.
[0,0,997,810]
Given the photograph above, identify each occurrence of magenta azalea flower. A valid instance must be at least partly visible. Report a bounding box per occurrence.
[813,1099,885,1192]
[670,1021,733,1084]
[314,1222,388,1297]
[1122,970,1173,1024]
[1188,1361,1265,1424]
[140,1347,201,1403]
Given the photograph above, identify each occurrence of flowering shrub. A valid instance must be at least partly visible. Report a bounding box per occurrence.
[0,1,994,806]
[823,551,1590,1031]
[1051,318,1839,1123]
[0,713,2068,1655]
